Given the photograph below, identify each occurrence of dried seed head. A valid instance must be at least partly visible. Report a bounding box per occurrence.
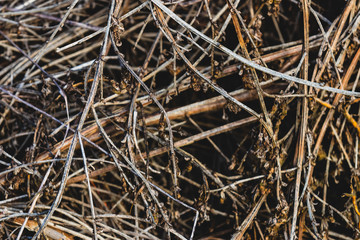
[190,74,202,92]
[111,16,124,47]
[226,100,241,114]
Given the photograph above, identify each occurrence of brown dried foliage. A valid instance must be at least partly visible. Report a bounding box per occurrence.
[1,0,360,239]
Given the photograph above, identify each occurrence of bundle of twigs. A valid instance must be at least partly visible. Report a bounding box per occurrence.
[1,0,360,239]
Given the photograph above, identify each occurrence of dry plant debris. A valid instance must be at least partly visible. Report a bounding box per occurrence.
[1,0,360,239]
